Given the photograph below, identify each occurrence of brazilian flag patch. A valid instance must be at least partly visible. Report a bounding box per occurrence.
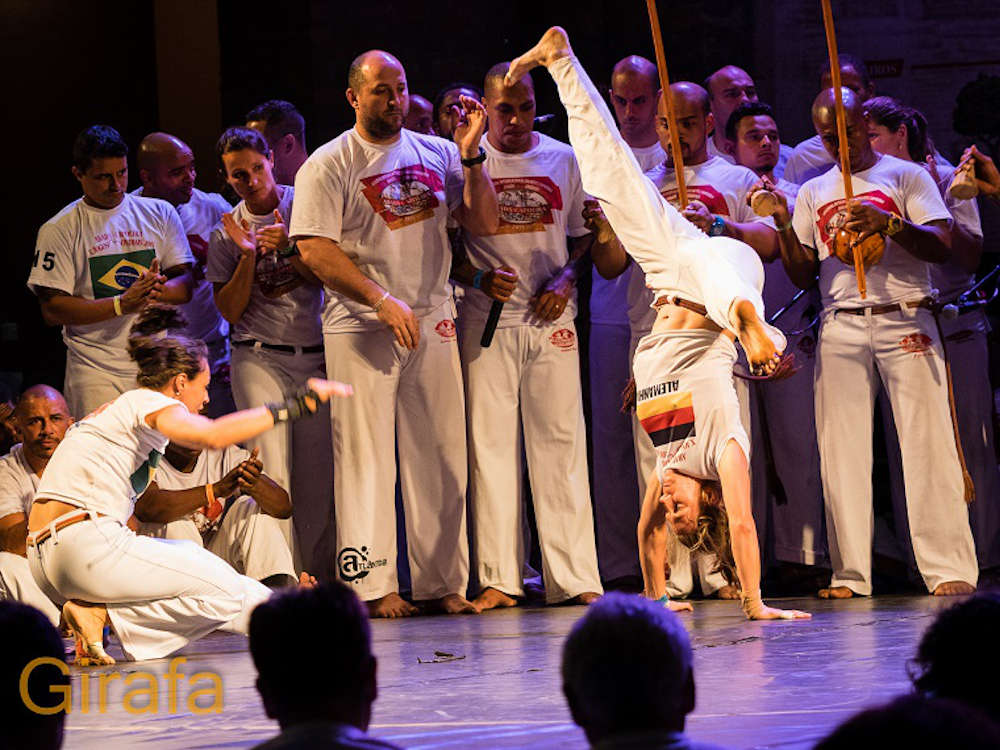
[89,248,156,299]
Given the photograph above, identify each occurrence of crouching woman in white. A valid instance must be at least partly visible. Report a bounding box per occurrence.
[26,306,352,664]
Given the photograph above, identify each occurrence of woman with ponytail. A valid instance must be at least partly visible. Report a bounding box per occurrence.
[25,305,352,664]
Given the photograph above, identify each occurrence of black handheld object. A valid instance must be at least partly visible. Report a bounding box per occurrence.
[480,300,504,347]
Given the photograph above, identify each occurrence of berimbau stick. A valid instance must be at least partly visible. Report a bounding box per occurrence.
[645,0,688,209]
[821,0,867,298]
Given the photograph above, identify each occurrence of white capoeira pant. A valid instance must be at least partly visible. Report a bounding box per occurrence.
[547,55,784,353]
[230,344,329,571]
[0,551,61,625]
[461,322,603,602]
[879,307,1000,570]
[815,307,979,594]
[140,497,297,584]
[324,302,469,602]
[63,352,137,419]
[28,512,270,661]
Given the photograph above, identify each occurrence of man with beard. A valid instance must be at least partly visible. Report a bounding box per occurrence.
[0,386,72,624]
[136,132,235,416]
[290,50,499,618]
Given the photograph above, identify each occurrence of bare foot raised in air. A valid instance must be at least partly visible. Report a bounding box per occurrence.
[933,581,975,596]
[506,26,574,84]
[367,592,418,619]
[473,586,518,612]
[730,298,782,375]
[63,600,115,666]
[818,585,855,599]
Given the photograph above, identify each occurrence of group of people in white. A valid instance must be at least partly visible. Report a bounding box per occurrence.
[1,25,998,659]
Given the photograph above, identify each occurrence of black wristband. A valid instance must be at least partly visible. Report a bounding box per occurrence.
[461,147,487,168]
[265,387,320,424]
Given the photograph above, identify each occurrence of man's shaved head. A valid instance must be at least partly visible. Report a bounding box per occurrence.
[137,132,190,171]
[485,61,534,97]
[15,385,67,417]
[348,50,404,91]
[666,82,711,116]
[811,87,873,170]
[15,385,71,463]
[612,55,659,92]
[136,132,195,206]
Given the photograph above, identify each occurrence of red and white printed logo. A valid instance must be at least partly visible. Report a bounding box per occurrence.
[815,190,902,258]
[434,319,456,341]
[493,176,563,234]
[549,328,576,351]
[899,333,932,355]
[661,184,730,216]
[361,165,444,230]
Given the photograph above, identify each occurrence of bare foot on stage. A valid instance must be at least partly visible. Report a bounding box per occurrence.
[367,592,418,619]
[473,587,518,612]
[298,572,318,588]
[933,581,976,596]
[425,593,480,615]
[63,600,115,666]
[566,592,602,605]
[818,586,855,599]
[506,26,574,84]
[713,585,741,600]
[730,299,781,376]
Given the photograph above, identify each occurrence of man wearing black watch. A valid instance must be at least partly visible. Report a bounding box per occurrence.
[289,49,499,619]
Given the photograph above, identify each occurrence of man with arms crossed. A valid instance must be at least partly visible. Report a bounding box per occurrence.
[290,50,499,617]
[28,125,194,417]
[0,386,72,624]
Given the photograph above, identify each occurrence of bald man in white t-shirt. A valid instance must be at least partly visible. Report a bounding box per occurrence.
[135,131,235,416]
[0,386,72,625]
[290,50,499,618]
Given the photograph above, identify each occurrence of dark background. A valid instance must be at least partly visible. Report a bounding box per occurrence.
[2,0,997,391]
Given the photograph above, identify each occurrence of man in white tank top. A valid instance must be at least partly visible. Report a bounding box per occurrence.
[0,386,72,624]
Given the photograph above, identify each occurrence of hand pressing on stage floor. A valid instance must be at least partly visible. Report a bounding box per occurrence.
[368,592,419,619]
[741,591,811,621]
[63,600,115,665]
[933,581,976,596]
[473,586,518,612]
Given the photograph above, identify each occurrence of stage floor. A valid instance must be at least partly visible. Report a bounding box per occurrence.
[61,595,952,749]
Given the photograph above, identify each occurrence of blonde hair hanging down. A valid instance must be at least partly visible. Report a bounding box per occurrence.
[675,481,738,586]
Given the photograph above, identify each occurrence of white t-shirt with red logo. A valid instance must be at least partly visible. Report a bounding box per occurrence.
[459,133,589,329]
[626,156,771,336]
[134,187,232,344]
[27,194,195,375]
[0,444,39,519]
[792,154,952,308]
[206,186,323,347]
[289,128,465,332]
[591,142,666,327]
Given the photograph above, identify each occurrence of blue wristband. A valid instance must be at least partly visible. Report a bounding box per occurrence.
[472,269,486,289]
[709,215,726,237]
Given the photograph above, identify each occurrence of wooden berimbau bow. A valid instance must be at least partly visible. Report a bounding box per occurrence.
[821,0,883,298]
[645,0,688,209]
